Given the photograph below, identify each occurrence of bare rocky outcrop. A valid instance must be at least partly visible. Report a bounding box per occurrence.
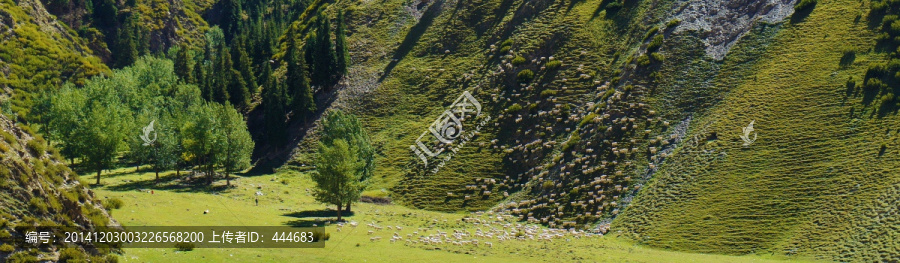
[671,0,795,60]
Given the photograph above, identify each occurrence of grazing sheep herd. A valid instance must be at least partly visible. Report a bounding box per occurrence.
[424,42,683,231]
[336,210,602,251]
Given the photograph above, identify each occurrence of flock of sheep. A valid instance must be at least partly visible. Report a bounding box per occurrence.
[334,210,599,250]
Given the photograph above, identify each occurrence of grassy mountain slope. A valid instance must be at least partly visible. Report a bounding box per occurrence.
[616,0,900,260]
[291,0,683,216]
[0,113,117,262]
[0,0,108,118]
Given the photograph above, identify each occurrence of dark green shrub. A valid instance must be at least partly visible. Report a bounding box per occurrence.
[517,69,534,83]
[605,1,623,13]
[0,131,15,144]
[174,242,195,251]
[498,39,513,54]
[104,198,124,210]
[794,0,817,12]
[562,133,581,151]
[636,54,651,66]
[840,48,856,66]
[643,26,659,41]
[29,197,48,214]
[600,89,615,101]
[26,139,46,156]
[0,244,14,253]
[546,60,562,70]
[506,104,523,112]
[58,247,87,262]
[880,92,896,108]
[650,52,666,63]
[542,181,554,190]
[579,113,597,127]
[6,251,38,262]
[540,89,558,98]
[666,19,681,28]
[511,56,526,66]
[312,230,330,241]
[610,77,621,86]
[865,78,887,91]
[647,35,664,52]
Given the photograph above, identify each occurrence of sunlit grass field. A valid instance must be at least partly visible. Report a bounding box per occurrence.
[89,168,814,262]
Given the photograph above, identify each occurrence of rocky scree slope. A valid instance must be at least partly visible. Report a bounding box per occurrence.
[0,113,117,262]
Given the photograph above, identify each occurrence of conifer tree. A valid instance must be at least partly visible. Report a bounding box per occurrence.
[222,0,242,41]
[286,26,315,120]
[261,62,286,142]
[174,45,194,83]
[334,11,349,78]
[214,44,232,104]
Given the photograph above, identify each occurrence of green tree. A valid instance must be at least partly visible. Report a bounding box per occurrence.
[261,62,287,142]
[47,86,88,164]
[312,139,360,221]
[229,40,254,108]
[92,0,117,31]
[182,102,221,184]
[213,43,232,104]
[115,15,140,68]
[130,114,179,183]
[307,15,334,87]
[221,0,242,41]
[227,67,249,109]
[334,11,349,78]
[169,84,204,176]
[319,110,374,212]
[174,45,194,83]
[286,26,315,119]
[203,27,226,101]
[216,104,254,186]
[79,79,133,185]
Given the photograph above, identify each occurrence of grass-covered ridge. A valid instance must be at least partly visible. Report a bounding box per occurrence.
[616,0,900,260]
[0,0,108,119]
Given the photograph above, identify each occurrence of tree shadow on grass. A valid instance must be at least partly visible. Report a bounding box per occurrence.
[102,172,235,194]
[378,0,446,82]
[282,209,355,227]
[284,210,355,218]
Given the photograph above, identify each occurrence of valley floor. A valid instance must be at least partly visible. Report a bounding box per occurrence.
[89,168,814,262]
